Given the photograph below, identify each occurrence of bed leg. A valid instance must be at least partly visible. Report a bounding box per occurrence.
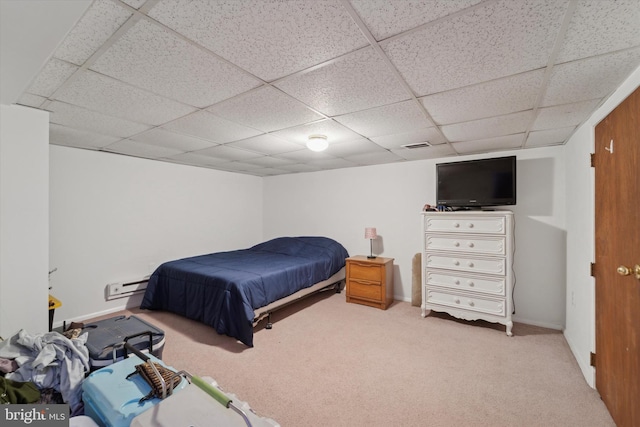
[266,312,273,329]
[335,280,343,294]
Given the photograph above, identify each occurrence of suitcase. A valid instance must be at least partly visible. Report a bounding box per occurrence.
[83,315,165,369]
[130,376,280,427]
[82,353,188,427]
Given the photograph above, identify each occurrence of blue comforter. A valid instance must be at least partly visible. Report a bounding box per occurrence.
[140,236,349,347]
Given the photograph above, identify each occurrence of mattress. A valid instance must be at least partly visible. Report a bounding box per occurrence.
[140,236,349,346]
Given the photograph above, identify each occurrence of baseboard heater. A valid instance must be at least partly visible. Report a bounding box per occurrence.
[105,276,150,300]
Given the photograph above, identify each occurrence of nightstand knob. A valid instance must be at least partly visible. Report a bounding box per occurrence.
[467,242,474,248]
[467,223,474,228]
[453,260,460,266]
[453,222,460,228]
[454,279,460,285]
[454,298,460,304]
[454,241,460,247]
[468,301,475,307]
[467,281,474,287]
[467,262,474,268]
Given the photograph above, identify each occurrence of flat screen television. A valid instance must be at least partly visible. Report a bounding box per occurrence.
[436,156,516,209]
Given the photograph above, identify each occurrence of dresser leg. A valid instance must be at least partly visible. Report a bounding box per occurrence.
[506,321,513,336]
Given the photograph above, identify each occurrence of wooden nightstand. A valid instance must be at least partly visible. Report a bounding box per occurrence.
[346,256,394,310]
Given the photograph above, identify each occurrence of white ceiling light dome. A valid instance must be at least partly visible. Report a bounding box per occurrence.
[306,134,328,152]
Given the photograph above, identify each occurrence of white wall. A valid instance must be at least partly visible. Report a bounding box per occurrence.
[49,145,264,325]
[0,105,49,337]
[263,146,568,329]
[563,65,640,387]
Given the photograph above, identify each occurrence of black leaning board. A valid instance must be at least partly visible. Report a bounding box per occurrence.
[83,315,165,364]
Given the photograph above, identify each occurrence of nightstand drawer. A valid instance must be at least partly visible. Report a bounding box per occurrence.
[348,262,382,283]
[348,279,382,301]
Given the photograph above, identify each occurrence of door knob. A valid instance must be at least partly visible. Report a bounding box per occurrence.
[617,264,640,280]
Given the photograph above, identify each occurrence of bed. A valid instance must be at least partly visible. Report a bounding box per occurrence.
[140,236,349,347]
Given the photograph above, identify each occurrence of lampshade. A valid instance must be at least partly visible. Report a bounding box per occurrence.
[364,227,377,239]
[307,135,328,152]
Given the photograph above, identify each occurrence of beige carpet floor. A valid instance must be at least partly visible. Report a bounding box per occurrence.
[87,291,615,427]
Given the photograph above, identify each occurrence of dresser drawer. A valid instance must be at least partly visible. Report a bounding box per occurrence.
[425,254,506,275]
[425,235,506,255]
[424,216,506,234]
[348,279,382,301]
[426,289,505,317]
[348,262,382,283]
[426,271,505,296]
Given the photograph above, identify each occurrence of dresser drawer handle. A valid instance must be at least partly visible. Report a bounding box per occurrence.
[454,241,460,247]
[467,242,474,248]
[467,223,474,228]
[453,222,460,228]
[468,301,475,307]
[467,281,474,287]
[454,279,460,285]
[454,298,460,304]
[453,260,460,266]
[467,262,474,268]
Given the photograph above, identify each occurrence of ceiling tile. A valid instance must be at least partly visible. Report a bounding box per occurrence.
[195,145,263,161]
[344,150,404,166]
[163,110,262,143]
[90,19,261,108]
[277,163,323,173]
[17,93,47,109]
[224,134,304,155]
[26,58,78,97]
[130,128,217,152]
[533,99,601,131]
[371,127,446,149]
[50,123,120,149]
[275,149,334,163]
[451,134,525,154]
[334,100,432,138]
[207,86,324,132]
[54,70,196,125]
[244,167,291,177]
[148,0,367,81]
[165,152,231,168]
[121,0,147,9]
[350,0,483,40]
[556,0,640,63]
[391,143,456,160]
[442,111,534,142]
[269,119,364,147]
[274,47,410,116]
[421,69,545,125]
[308,158,360,170]
[48,100,151,138]
[542,48,640,106]
[324,139,388,158]
[103,139,184,159]
[53,0,132,65]
[525,127,576,147]
[382,0,568,96]
[239,156,294,168]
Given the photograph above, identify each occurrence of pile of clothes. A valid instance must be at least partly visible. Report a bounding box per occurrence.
[0,327,89,415]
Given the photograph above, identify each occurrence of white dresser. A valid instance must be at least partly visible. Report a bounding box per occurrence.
[421,211,514,336]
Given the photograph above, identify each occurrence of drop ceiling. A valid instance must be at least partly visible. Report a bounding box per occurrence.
[11,0,640,176]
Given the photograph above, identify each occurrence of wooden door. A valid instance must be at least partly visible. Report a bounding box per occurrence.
[594,86,640,427]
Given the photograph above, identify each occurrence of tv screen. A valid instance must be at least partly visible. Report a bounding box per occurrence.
[436,156,516,208]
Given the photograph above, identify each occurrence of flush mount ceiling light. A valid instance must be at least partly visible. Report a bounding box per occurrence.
[306,134,328,152]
